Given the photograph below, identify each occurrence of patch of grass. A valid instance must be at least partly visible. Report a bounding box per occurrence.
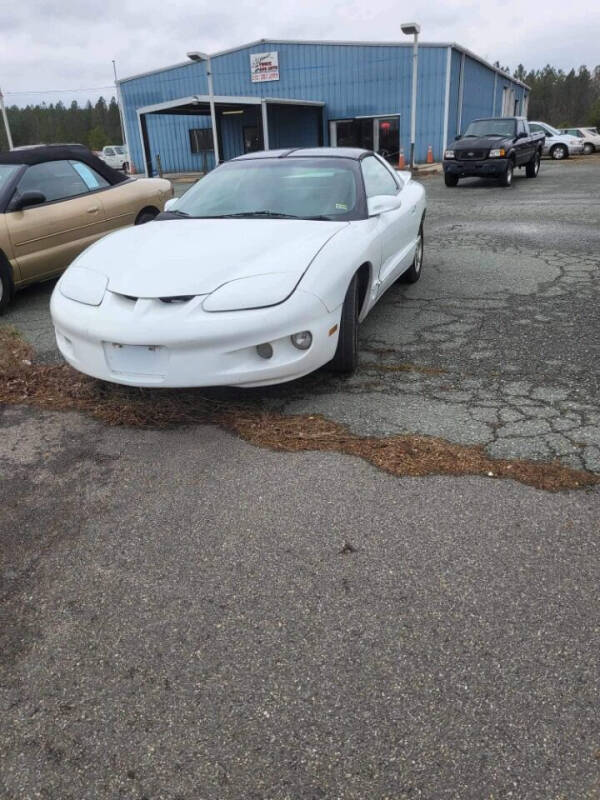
[1,325,598,492]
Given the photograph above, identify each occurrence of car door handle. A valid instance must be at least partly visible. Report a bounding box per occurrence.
[87,206,100,214]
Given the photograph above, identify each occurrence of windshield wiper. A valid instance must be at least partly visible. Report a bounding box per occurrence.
[207,210,302,219]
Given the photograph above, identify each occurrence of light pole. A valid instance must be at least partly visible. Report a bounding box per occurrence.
[0,87,14,150]
[112,60,127,149]
[187,51,220,166]
[401,22,420,169]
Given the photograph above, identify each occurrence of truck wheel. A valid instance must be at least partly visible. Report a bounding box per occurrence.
[550,144,568,160]
[583,143,594,155]
[526,152,540,178]
[444,173,458,187]
[499,161,514,187]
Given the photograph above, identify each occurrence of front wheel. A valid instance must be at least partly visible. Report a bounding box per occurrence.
[583,143,594,155]
[122,162,129,172]
[550,144,568,160]
[444,173,459,187]
[135,209,159,225]
[526,152,540,178]
[499,160,514,187]
[0,259,14,314]
[401,224,424,284]
[330,273,359,374]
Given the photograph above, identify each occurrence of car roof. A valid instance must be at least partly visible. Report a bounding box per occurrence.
[0,144,129,185]
[231,146,371,161]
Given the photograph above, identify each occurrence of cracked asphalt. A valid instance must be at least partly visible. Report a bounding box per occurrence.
[1,157,600,799]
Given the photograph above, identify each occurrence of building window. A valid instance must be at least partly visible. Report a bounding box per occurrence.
[189,128,213,153]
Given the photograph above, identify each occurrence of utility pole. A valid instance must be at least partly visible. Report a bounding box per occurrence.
[401,23,420,169]
[112,60,127,148]
[0,88,14,150]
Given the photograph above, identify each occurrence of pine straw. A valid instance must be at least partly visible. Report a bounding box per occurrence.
[1,326,598,492]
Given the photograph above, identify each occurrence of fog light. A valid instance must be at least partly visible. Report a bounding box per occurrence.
[291,331,312,350]
[256,342,273,359]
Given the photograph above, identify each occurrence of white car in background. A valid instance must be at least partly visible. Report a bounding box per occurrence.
[99,145,129,172]
[561,127,600,154]
[529,122,585,159]
[50,148,426,387]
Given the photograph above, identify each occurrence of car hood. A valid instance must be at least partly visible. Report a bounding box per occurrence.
[73,218,348,298]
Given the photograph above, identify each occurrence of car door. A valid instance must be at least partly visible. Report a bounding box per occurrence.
[514,119,530,164]
[6,159,109,282]
[530,123,552,154]
[361,155,414,291]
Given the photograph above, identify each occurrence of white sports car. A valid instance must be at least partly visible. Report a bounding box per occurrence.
[50,148,426,387]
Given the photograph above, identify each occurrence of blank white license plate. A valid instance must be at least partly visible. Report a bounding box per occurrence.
[103,342,168,376]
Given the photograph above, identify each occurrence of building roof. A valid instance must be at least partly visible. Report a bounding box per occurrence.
[119,38,530,91]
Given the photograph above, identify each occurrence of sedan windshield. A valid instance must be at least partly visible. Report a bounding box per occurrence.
[463,119,516,138]
[0,164,20,192]
[173,158,360,221]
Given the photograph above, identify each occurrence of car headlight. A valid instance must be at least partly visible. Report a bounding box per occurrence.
[202,272,300,312]
[444,150,455,159]
[489,148,506,158]
[59,267,108,306]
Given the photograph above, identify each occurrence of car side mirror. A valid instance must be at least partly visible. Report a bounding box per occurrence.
[10,191,47,211]
[164,197,178,212]
[515,132,527,140]
[367,194,402,216]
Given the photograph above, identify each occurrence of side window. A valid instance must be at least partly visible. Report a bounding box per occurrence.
[104,147,116,156]
[516,120,525,136]
[361,156,399,198]
[71,161,110,190]
[529,124,541,133]
[17,160,89,203]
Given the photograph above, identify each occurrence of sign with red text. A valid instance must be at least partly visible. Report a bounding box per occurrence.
[250,51,279,83]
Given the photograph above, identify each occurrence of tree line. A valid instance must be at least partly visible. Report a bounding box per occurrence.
[0,97,123,152]
[1,64,600,153]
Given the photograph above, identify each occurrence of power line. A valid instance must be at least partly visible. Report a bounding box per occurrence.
[5,85,115,95]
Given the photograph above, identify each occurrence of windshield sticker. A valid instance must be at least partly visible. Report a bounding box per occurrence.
[335,202,348,210]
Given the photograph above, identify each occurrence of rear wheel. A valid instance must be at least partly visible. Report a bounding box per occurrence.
[135,208,159,225]
[526,151,540,178]
[401,223,424,284]
[330,273,359,374]
[0,258,14,314]
[550,144,568,160]
[499,160,514,187]
[583,143,594,155]
[444,173,459,187]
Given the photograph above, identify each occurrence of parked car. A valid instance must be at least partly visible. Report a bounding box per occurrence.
[443,117,544,187]
[99,145,129,171]
[560,127,600,154]
[0,144,172,311]
[50,148,426,386]
[528,122,585,159]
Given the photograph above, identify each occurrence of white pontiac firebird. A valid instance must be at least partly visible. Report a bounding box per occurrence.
[50,147,426,387]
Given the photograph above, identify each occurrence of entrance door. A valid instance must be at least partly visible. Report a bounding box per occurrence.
[330,117,400,163]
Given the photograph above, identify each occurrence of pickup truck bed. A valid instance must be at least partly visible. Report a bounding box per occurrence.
[443,117,545,187]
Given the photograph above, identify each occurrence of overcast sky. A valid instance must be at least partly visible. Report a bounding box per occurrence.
[3,0,599,106]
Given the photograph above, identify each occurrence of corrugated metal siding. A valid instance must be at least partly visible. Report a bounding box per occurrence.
[146,114,214,174]
[267,105,321,149]
[121,41,526,170]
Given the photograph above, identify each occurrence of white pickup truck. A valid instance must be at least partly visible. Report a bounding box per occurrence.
[99,145,129,171]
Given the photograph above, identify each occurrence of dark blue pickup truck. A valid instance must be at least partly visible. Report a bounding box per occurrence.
[443,117,545,187]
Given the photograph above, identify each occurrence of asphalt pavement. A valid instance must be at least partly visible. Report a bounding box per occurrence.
[1,157,599,799]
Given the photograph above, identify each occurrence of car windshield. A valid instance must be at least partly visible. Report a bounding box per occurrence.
[173,158,360,221]
[586,128,599,135]
[543,123,561,135]
[463,119,517,137]
[0,164,20,192]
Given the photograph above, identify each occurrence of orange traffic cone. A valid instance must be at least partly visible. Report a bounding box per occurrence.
[398,148,405,169]
[129,161,136,174]
[426,145,434,164]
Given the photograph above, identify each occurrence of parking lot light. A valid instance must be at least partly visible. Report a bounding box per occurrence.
[401,23,421,170]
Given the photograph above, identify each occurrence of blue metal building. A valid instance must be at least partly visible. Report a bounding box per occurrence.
[118,39,529,175]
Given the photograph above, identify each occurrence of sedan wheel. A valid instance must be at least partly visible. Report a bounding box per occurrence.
[551,144,567,160]
[583,143,594,155]
[330,273,359,374]
[401,225,424,284]
[0,260,12,313]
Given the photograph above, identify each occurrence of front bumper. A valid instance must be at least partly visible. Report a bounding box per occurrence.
[443,158,509,178]
[50,286,341,388]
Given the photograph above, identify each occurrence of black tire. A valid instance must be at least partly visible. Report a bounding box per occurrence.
[122,161,129,172]
[135,209,158,225]
[0,257,14,314]
[499,160,514,187]
[330,273,359,374]
[550,144,568,160]
[583,143,594,155]
[401,223,424,284]
[526,151,540,178]
[444,173,459,187]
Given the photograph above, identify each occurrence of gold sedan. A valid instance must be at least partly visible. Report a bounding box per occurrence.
[0,144,172,311]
